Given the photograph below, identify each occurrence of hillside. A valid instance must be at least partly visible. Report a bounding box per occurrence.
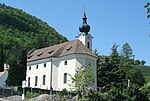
[138,65,150,84]
[0,3,68,86]
[0,3,68,48]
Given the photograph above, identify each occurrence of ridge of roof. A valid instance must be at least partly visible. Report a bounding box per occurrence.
[74,39,78,54]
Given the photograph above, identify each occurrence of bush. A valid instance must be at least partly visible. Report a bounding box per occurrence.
[26,91,40,99]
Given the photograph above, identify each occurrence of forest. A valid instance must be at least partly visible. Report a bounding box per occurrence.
[0,3,68,86]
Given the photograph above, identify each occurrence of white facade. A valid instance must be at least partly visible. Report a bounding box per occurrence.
[26,54,97,91]
[76,33,92,50]
[0,64,9,87]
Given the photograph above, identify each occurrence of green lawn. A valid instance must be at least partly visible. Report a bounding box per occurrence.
[144,76,150,84]
[138,65,150,84]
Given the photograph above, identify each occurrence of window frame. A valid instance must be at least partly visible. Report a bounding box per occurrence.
[64,61,67,65]
[43,75,46,85]
[29,66,31,70]
[87,42,90,49]
[28,77,30,87]
[64,73,67,84]
[36,65,38,69]
[44,63,46,67]
[35,76,38,86]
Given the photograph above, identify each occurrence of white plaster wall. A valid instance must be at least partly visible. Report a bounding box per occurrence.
[57,55,76,91]
[26,58,52,90]
[77,34,92,50]
[0,69,8,87]
[51,59,59,91]
[84,55,97,90]
[77,34,86,46]
[26,54,97,91]
[85,34,92,50]
[57,54,97,91]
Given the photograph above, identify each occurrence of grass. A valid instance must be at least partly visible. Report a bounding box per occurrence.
[138,65,150,84]
[144,76,150,84]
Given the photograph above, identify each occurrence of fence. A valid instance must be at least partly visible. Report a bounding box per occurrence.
[0,87,18,97]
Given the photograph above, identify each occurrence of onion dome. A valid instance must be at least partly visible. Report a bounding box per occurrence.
[79,11,90,34]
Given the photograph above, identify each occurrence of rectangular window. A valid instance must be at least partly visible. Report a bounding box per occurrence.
[35,76,38,86]
[29,66,31,70]
[64,73,67,84]
[43,75,46,85]
[64,61,67,65]
[36,65,38,69]
[28,77,30,87]
[44,63,46,67]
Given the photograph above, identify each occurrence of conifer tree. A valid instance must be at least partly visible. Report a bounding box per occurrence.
[121,43,133,59]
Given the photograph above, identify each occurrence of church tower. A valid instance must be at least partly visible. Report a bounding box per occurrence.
[76,11,93,50]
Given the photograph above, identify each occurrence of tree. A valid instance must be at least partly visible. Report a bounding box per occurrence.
[0,4,68,86]
[6,49,27,86]
[69,66,94,95]
[141,60,146,65]
[97,43,145,92]
[0,46,4,72]
[121,43,134,59]
[97,44,121,90]
[140,85,150,99]
[144,2,150,18]
[111,44,119,58]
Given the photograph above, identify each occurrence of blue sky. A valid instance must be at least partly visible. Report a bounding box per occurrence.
[1,0,150,65]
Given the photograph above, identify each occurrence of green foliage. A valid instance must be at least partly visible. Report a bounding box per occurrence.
[126,84,149,101]
[138,65,150,83]
[145,76,150,84]
[97,43,145,92]
[26,91,40,99]
[107,87,129,101]
[0,3,68,86]
[0,47,4,72]
[58,89,68,101]
[69,66,94,96]
[121,43,133,59]
[140,85,150,98]
[71,85,150,101]
[141,60,146,65]
[105,84,149,101]
[144,2,150,18]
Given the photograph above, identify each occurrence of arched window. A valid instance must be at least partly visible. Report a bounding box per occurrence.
[35,76,38,86]
[36,65,38,69]
[29,66,31,70]
[43,75,46,85]
[64,61,67,65]
[44,63,46,67]
[64,73,67,84]
[28,77,30,87]
[87,42,90,49]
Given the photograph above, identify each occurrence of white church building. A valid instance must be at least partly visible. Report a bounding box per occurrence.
[26,12,97,91]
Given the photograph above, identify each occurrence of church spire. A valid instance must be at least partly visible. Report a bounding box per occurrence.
[83,10,87,23]
[79,11,90,34]
[77,11,93,50]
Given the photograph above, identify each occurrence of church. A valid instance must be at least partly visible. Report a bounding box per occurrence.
[26,12,97,91]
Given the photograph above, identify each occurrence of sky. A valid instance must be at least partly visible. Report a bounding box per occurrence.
[0,0,150,65]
